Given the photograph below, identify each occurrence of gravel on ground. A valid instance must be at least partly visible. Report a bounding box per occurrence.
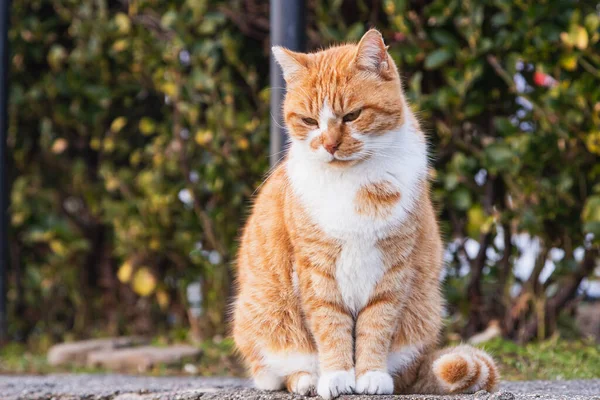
[0,374,598,400]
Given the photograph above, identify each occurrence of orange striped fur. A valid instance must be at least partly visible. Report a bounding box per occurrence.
[232,29,498,398]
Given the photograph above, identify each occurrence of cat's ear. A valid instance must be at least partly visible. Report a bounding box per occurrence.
[355,29,390,75]
[272,47,310,82]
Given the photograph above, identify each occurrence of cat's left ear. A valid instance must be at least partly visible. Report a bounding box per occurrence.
[272,47,310,82]
[355,29,391,77]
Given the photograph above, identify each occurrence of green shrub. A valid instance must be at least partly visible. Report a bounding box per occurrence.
[9,0,270,340]
[7,0,600,343]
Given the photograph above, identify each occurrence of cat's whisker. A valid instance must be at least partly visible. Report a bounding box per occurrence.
[270,111,287,130]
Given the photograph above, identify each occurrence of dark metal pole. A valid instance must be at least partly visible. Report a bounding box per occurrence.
[0,0,11,343]
[269,0,305,166]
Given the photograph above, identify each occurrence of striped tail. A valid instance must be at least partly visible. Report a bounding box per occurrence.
[408,345,499,394]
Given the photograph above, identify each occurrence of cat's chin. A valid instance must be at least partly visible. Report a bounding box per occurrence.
[328,158,358,167]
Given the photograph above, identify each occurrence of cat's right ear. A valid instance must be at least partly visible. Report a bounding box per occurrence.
[355,29,392,79]
[272,47,309,82]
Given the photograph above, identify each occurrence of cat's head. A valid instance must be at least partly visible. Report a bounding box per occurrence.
[274,29,406,167]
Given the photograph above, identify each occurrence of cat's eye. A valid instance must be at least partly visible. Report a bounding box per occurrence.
[302,117,319,126]
[343,109,362,122]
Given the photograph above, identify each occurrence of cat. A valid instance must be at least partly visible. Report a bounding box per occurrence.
[232,29,498,399]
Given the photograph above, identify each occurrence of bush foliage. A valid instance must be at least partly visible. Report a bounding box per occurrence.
[7,0,600,343]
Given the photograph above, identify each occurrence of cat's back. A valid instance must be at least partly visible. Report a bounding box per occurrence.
[237,163,291,278]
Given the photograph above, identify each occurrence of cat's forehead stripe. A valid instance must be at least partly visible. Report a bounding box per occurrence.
[319,100,335,129]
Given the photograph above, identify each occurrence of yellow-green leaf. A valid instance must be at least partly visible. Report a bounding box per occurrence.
[560,32,572,47]
[585,14,600,32]
[467,205,486,238]
[162,82,178,97]
[585,131,600,155]
[117,261,133,283]
[110,117,127,133]
[156,289,170,310]
[195,129,213,145]
[583,195,600,223]
[112,39,129,52]
[132,267,156,297]
[47,45,67,70]
[574,26,589,50]
[49,240,67,256]
[114,13,131,34]
[139,117,156,135]
[560,54,578,71]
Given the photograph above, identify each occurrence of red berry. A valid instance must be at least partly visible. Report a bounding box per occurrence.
[533,71,546,86]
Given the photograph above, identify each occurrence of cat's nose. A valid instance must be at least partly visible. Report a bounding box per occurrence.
[323,141,339,155]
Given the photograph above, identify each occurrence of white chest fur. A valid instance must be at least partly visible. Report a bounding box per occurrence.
[286,118,428,313]
[335,235,386,314]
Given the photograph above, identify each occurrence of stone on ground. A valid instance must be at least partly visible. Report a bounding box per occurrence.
[47,336,147,366]
[86,344,201,372]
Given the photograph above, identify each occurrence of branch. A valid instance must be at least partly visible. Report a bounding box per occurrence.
[518,248,599,342]
[580,58,600,78]
[526,245,551,294]
[499,223,512,287]
[218,3,269,41]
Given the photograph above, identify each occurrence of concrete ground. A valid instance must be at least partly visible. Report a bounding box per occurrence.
[0,375,598,400]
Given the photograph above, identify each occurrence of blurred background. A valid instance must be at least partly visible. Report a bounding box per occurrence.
[1,0,599,380]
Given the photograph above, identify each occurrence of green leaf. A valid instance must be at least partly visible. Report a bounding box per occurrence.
[484,143,515,171]
[585,13,600,32]
[424,48,453,70]
[494,117,516,135]
[583,195,600,223]
[451,188,472,211]
[430,30,459,47]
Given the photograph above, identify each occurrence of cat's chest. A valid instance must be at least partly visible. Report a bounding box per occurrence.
[335,235,386,314]
[288,168,406,239]
[288,167,405,313]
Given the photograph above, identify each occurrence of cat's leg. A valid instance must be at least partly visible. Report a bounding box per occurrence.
[233,188,320,395]
[384,255,445,394]
[233,289,319,393]
[253,366,285,391]
[353,263,415,395]
[233,295,319,393]
[233,271,318,394]
[296,259,356,399]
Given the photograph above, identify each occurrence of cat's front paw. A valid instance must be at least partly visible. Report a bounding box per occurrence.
[317,369,355,399]
[355,370,394,395]
[289,372,318,396]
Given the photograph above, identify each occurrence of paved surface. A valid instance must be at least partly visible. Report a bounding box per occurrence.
[0,375,598,400]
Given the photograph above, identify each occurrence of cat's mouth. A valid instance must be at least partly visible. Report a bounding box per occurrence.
[327,152,368,167]
[325,150,371,166]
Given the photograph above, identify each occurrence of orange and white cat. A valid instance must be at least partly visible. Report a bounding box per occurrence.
[232,29,498,399]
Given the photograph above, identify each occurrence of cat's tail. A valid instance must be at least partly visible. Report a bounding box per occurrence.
[407,344,499,394]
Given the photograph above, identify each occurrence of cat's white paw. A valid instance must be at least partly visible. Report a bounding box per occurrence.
[290,373,318,396]
[317,369,355,399]
[254,371,284,391]
[355,370,394,395]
